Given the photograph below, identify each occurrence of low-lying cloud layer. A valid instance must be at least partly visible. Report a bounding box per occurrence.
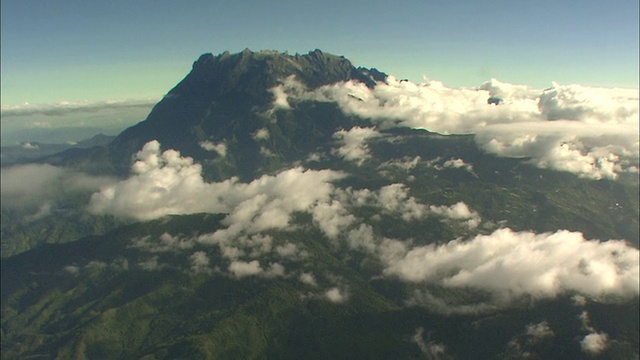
[1,98,159,117]
[383,228,639,301]
[84,141,638,311]
[274,76,639,179]
[89,140,344,224]
[1,163,116,219]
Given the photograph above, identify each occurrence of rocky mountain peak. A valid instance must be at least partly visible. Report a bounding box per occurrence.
[183,48,378,93]
[108,49,386,178]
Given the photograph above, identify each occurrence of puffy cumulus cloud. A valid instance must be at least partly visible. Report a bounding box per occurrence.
[339,184,428,221]
[578,310,611,355]
[525,321,554,340]
[228,260,262,278]
[199,140,227,157]
[538,83,638,122]
[346,223,377,253]
[253,128,270,140]
[20,141,39,150]
[324,287,348,303]
[332,126,381,166]
[89,141,344,223]
[376,184,427,221]
[1,163,116,215]
[268,75,306,112]
[476,121,639,179]
[311,183,480,240]
[384,228,639,302]
[429,202,481,229]
[228,260,285,279]
[276,75,638,179]
[479,78,541,101]
[442,158,475,174]
[275,242,308,260]
[503,321,556,358]
[299,272,318,286]
[190,251,212,274]
[581,332,609,355]
[311,200,356,239]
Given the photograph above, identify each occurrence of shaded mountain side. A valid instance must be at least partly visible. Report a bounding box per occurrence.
[2,213,637,359]
[108,49,387,179]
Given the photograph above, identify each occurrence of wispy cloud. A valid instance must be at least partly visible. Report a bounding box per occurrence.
[1,163,116,219]
[331,126,381,166]
[1,98,159,117]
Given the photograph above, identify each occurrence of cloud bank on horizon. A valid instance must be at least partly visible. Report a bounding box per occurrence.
[276,76,639,180]
[0,99,158,145]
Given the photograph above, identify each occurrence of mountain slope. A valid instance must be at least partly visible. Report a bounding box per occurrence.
[108,49,386,179]
[1,49,638,359]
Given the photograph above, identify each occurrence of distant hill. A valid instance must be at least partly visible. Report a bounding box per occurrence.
[0,133,115,167]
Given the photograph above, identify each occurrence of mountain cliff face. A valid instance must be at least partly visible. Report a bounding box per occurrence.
[109,49,387,179]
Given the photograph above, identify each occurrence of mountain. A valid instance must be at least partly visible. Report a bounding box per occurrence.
[1,49,638,359]
[108,49,386,179]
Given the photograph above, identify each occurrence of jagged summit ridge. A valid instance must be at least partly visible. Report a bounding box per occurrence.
[178,48,386,97]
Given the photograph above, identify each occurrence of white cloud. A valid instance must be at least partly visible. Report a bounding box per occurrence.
[1,164,115,217]
[276,75,638,179]
[525,321,554,340]
[378,156,421,172]
[324,287,348,303]
[376,184,427,221]
[253,128,270,140]
[332,126,381,166]
[442,158,474,174]
[311,200,356,239]
[581,332,609,355]
[572,295,587,307]
[228,260,262,278]
[412,327,448,359]
[275,242,307,260]
[346,223,377,253]
[89,141,344,225]
[429,202,481,229]
[190,251,212,274]
[20,141,39,150]
[1,98,159,117]
[199,140,227,157]
[227,260,285,278]
[299,272,318,286]
[384,228,639,302]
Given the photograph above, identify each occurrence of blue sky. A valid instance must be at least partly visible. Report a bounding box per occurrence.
[1,0,638,106]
